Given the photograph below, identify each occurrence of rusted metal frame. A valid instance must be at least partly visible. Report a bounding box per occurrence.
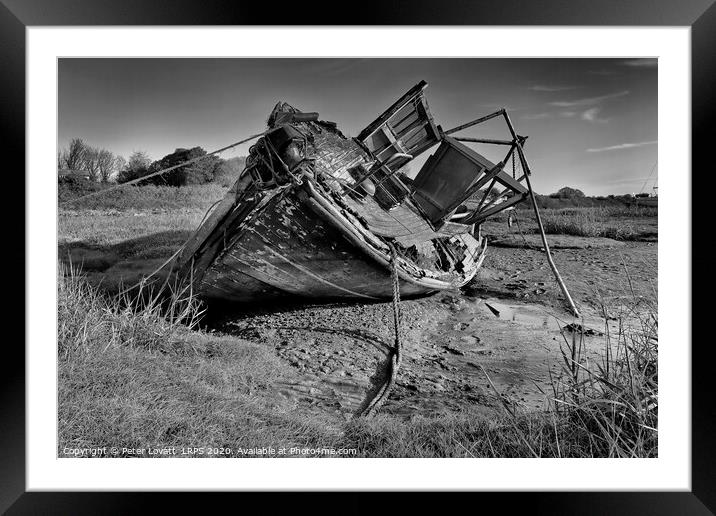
[454,136,514,146]
[447,160,508,218]
[468,145,517,213]
[492,167,529,194]
[474,175,524,218]
[443,109,505,136]
[481,187,509,214]
[474,176,499,213]
[465,193,527,224]
[470,168,522,220]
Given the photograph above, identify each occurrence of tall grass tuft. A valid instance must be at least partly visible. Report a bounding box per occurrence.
[58,265,347,456]
[547,298,658,457]
[58,263,204,359]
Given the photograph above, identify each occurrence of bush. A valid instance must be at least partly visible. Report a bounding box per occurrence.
[140,148,220,186]
[213,156,246,187]
[549,186,585,199]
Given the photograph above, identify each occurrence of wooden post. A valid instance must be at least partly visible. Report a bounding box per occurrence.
[515,143,580,317]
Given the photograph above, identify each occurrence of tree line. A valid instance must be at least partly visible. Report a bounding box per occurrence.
[58,138,127,183]
[58,138,246,187]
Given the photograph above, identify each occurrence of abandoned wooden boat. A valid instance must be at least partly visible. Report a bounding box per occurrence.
[177,81,532,303]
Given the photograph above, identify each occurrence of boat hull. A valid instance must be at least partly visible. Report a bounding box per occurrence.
[195,185,482,303]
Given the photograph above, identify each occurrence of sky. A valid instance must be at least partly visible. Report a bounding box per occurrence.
[58,58,657,196]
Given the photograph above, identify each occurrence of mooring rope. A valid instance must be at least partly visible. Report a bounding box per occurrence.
[59,131,266,207]
[360,243,403,417]
[111,196,225,299]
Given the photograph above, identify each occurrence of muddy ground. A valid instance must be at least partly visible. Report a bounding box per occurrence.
[60,209,657,422]
[202,225,657,421]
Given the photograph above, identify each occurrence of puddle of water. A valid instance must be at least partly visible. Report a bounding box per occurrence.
[472,298,607,335]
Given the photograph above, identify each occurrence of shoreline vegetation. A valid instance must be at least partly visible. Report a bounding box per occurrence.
[58,182,657,458]
[58,265,657,458]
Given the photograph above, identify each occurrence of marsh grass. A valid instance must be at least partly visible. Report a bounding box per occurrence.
[58,263,204,357]
[539,206,657,240]
[547,296,658,457]
[59,182,226,211]
[58,265,346,456]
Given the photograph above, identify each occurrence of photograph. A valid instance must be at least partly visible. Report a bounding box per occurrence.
[56,57,659,459]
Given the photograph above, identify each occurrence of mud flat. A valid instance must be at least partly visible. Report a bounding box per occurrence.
[208,237,656,421]
[58,204,657,422]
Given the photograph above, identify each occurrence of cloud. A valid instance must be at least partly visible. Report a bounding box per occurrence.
[587,140,657,152]
[550,90,629,107]
[621,58,657,68]
[522,110,578,121]
[529,84,576,92]
[581,107,608,123]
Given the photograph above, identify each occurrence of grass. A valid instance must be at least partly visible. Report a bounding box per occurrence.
[58,264,657,458]
[59,181,226,211]
[547,301,658,457]
[538,207,657,240]
[57,183,657,458]
[58,266,347,457]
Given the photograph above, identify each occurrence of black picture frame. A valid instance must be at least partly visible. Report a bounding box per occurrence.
[3,0,711,513]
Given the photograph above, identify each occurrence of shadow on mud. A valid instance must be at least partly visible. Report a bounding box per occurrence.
[200,291,437,330]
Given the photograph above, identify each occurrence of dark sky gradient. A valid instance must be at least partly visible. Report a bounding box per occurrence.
[59,58,657,195]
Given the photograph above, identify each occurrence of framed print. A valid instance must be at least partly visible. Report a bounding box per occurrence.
[3,0,712,512]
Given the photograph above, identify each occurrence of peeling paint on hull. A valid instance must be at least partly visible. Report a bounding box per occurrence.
[196,186,481,303]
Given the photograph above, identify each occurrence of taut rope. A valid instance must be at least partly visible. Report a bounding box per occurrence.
[60,131,266,207]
